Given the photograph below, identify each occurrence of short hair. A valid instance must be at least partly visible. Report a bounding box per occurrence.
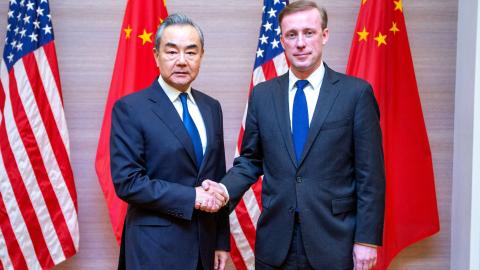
[154,13,205,50]
[278,0,328,30]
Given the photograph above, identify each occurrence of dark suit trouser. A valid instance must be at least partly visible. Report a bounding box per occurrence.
[255,214,313,270]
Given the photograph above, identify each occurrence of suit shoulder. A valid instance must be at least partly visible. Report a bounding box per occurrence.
[251,73,287,99]
[117,87,151,106]
[334,71,372,92]
[254,74,284,90]
[192,89,221,106]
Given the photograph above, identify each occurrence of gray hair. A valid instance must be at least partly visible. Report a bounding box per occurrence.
[154,13,205,50]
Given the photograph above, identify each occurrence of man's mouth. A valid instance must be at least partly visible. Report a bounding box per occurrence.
[294,52,311,57]
[173,72,189,76]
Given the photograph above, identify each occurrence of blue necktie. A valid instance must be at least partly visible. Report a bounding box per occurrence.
[179,93,203,168]
[292,80,309,164]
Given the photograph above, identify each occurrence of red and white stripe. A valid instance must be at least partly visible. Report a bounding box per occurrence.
[229,53,289,270]
[0,41,79,270]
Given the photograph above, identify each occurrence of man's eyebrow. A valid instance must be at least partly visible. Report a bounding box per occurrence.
[165,42,178,47]
[164,42,199,49]
[186,44,199,49]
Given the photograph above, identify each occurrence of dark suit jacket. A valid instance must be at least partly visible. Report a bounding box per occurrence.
[222,65,385,269]
[110,79,230,270]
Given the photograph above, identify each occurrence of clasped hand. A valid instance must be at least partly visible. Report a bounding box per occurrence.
[194,180,228,213]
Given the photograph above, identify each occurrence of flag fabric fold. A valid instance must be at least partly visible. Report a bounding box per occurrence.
[346,0,440,268]
[0,0,79,269]
[95,0,168,244]
[228,1,289,269]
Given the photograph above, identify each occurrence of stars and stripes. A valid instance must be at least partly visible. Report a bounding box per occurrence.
[0,0,79,269]
[229,1,289,269]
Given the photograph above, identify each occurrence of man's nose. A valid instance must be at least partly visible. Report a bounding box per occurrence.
[296,34,306,48]
[177,52,187,64]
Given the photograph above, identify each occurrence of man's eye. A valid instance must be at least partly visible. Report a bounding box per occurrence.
[286,33,296,39]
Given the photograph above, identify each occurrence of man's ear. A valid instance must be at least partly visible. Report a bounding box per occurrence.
[322,28,329,45]
[153,48,160,67]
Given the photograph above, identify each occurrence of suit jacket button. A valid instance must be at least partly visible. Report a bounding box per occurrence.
[296,177,302,183]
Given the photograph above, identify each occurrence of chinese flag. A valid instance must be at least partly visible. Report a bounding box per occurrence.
[346,0,440,268]
[95,0,168,244]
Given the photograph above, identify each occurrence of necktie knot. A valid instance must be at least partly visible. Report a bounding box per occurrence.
[295,80,309,92]
[179,92,188,106]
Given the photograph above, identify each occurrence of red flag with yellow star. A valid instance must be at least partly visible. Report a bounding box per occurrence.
[95,0,168,244]
[346,0,439,268]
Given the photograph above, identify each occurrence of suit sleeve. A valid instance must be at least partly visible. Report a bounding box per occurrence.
[353,85,386,245]
[214,101,231,251]
[221,88,264,212]
[110,99,195,220]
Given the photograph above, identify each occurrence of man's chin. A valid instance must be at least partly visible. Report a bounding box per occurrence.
[170,78,192,88]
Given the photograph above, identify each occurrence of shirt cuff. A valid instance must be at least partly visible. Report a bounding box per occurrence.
[355,242,378,248]
[219,183,229,204]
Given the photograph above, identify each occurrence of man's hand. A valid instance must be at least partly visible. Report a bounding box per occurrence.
[195,187,222,213]
[214,250,228,270]
[353,243,377,270]
[195,179,228,212]
[202,179,229,204]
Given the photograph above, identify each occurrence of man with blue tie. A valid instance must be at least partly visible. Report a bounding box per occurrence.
[203,1,385,269]
[110,13,229,270]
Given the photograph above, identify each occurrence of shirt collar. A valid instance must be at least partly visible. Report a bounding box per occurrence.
[288,61,325,92]
[157,76,196,105]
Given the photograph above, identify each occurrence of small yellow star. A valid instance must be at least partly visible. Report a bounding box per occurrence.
[357,26,369,42]
[394,0,403,12]
[362,0,367,4]
[389,22,400,35]
[137,29,153,45]
[159,17,164,24]
[124,25,132,39]
[374,32,387,47]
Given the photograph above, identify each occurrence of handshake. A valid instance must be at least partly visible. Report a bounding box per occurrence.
[194,180,229,213]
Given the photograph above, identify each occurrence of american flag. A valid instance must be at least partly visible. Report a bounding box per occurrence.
[0,0,79,269]
[229,1,289,269]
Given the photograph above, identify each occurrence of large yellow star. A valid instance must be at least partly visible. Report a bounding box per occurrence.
[389,22,400,35]
[137,29,153,45]
[374,32,387,47]
[362,0,367,4]
[394,0,403,12]
[357,26,369,42]
[124,25,132,39]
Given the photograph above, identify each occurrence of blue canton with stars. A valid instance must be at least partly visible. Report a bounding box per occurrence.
[254,0,289,69]
[3,0,54,71]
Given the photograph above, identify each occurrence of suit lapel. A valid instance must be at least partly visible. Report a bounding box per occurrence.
[272,73,298,167]
[298,65,341,167]
[191,89,214,176]
[147,80,198,168]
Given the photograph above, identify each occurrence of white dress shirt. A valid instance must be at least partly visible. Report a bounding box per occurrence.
[158,76,207,154]
[288,62,326,130]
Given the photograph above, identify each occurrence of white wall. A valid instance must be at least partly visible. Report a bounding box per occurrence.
[452,0,480,269]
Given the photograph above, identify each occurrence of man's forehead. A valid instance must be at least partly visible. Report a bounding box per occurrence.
[280,9,322,30]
